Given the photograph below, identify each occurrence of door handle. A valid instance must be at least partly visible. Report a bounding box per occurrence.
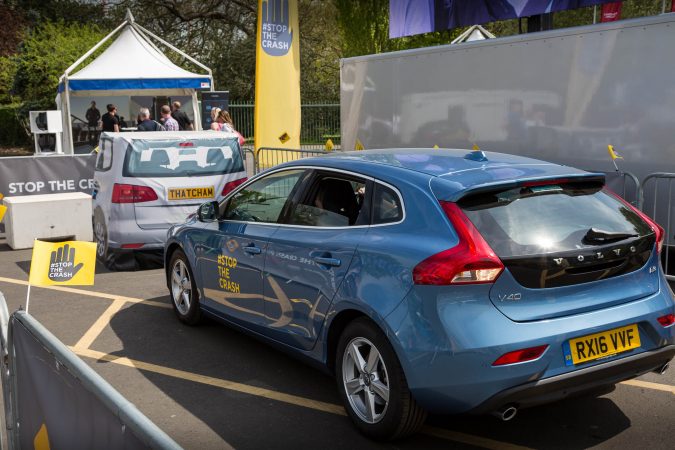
[313,256,341,267]
[243,245,262,255]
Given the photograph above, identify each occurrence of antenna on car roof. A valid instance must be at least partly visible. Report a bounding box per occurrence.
[464,150,488,162]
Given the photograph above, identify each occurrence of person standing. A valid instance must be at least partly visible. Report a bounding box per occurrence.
[211,110,245,146]
[136,107,165,131]
[211,110,235,132]
[85,101,101,145]
[171,101,194,131]
[101,104,120,133]
[160,105,179,131]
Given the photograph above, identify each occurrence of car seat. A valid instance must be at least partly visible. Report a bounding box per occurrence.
[315,178,360,225]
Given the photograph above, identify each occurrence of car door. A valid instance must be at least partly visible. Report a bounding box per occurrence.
[196,168,308,328]
[263,169,372,350]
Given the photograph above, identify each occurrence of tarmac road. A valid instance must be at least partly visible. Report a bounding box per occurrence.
[0,239,672,449]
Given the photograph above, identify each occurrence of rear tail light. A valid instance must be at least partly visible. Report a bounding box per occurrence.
[657,314,675,327]
[607,190,664,253]
[112,183,158,203]
[413,201,504,285]
[492,345,549,366]
[222,177,248,196]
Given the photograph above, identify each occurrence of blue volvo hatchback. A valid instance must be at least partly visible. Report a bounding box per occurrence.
[164,149,675,440]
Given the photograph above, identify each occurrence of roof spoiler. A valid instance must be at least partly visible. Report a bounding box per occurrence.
[447,173,606,202]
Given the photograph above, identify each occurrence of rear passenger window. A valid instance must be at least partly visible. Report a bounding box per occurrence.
[288,174,368,227]
[372,184,402,224]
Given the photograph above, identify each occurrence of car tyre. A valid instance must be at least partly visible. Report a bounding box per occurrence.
[336,318,427,440]
[168,249,202,325]
[93,208,109,262]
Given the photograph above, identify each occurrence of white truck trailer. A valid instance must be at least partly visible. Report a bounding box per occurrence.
[340,13,675,184]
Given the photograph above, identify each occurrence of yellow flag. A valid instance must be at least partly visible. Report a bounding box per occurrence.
[325,139,334,151]
[255,0,301,152]
[0,204,6,223]
[354,139,365,151]
[29,240,96,287]
[472,143,480,151]
[608,144,623,160]
[433,144,439,149]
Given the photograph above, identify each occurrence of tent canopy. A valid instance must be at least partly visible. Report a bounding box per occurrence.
[58,26,210,93]
[56,10,213,153]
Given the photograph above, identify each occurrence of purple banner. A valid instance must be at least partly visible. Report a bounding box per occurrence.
[390,0,621,38]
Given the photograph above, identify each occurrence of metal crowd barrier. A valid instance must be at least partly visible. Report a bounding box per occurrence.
[0,291,181,449]
[639,173,675,280]
[253,147,333,174]
[600,170,641,207]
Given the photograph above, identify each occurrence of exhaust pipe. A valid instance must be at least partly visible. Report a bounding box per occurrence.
[653,362,669,375]
[492,405,518,422]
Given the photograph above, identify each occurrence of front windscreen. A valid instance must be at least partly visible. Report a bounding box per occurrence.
[123,137,244,178]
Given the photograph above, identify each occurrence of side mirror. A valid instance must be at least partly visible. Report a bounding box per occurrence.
[197,201,219,222]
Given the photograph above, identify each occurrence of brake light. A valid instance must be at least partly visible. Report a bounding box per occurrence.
[607,190,664,253]
[521,178,570,187]
[657,314,675,327]
[111,184,158,203]
[179,142,194,147]
[492,345,549,366]
[413,201,504,285]
[222,177,248,196]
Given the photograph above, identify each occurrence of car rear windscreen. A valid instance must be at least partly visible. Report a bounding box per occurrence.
[123,138,244,178]
[458,183,653,258]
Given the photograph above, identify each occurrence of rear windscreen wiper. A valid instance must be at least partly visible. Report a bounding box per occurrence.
[583,228,638,244]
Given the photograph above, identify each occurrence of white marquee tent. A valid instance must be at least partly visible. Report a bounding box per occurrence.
[56,10,213,153]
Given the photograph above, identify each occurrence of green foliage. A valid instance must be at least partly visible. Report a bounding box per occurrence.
[0,56,18,104]
[0,104,29,146]
[12,21,106,108]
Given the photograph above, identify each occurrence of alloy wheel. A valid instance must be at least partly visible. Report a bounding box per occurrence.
[171,260,192,315]
[342,337,390,424]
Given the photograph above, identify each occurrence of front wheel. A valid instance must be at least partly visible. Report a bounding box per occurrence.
[336,318,427,440]
[168,249,202,325]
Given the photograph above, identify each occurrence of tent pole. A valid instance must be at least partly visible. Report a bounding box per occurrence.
[60,20,128,81]
[131,23,213,82]
[64,78,74,154]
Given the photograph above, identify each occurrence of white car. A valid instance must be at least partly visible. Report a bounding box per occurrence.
[93,131,247,269]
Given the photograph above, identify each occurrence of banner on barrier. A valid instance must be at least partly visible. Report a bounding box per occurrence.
[11,316,161,449]
[0,155,96,197]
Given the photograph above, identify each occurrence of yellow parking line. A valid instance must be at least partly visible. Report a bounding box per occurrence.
[74,299,127,350]
[621,379,675,394]
[72,347,346,416]
[0,276,168,307]
[72,346,533,449]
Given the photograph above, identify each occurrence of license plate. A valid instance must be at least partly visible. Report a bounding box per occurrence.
[167,186,214,200]
[563,324,641,366]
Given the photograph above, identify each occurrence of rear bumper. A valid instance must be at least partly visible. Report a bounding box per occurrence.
[469,345,675,414]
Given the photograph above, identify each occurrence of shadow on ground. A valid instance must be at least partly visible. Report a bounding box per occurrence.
[102,300,631,449]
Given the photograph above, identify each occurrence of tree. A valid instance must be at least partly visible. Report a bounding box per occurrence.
[12,21,106,109]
